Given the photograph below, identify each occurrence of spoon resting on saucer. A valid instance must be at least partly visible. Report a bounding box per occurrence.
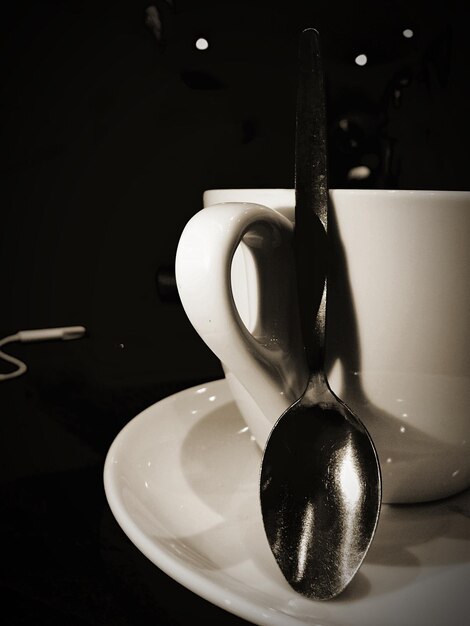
[259,28,382,601]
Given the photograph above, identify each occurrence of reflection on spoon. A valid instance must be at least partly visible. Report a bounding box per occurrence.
[259,28,381,600]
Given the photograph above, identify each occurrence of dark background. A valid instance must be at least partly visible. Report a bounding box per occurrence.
[1,1,469,624]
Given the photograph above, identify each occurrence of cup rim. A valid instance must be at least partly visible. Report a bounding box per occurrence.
[204,188,470,197]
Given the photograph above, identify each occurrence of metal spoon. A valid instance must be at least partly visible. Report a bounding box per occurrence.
[259,28,382,601]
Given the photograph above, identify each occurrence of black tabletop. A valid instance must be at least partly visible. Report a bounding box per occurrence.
[1,357,251,626]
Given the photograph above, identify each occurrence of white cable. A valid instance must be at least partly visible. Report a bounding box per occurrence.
[0,326,86,381]
[0,334,27,380]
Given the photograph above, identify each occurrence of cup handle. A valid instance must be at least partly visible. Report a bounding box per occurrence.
[175,202,308,421]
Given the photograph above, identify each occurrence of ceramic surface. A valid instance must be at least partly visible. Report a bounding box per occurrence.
[104,380,470,626]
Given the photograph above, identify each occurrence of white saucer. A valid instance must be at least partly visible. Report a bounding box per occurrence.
[104,379,470,626]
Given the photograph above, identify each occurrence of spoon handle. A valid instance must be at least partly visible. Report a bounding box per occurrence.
[294,28,329,378]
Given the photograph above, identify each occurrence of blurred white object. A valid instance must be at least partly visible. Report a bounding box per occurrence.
[0,326,86,381]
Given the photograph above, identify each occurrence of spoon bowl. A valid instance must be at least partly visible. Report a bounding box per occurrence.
[260,375,381,599]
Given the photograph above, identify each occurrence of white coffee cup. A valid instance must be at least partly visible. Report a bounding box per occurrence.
[176,188,470,503]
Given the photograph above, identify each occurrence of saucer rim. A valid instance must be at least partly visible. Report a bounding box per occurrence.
[104,379,305,626]
[103,378,469,626]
